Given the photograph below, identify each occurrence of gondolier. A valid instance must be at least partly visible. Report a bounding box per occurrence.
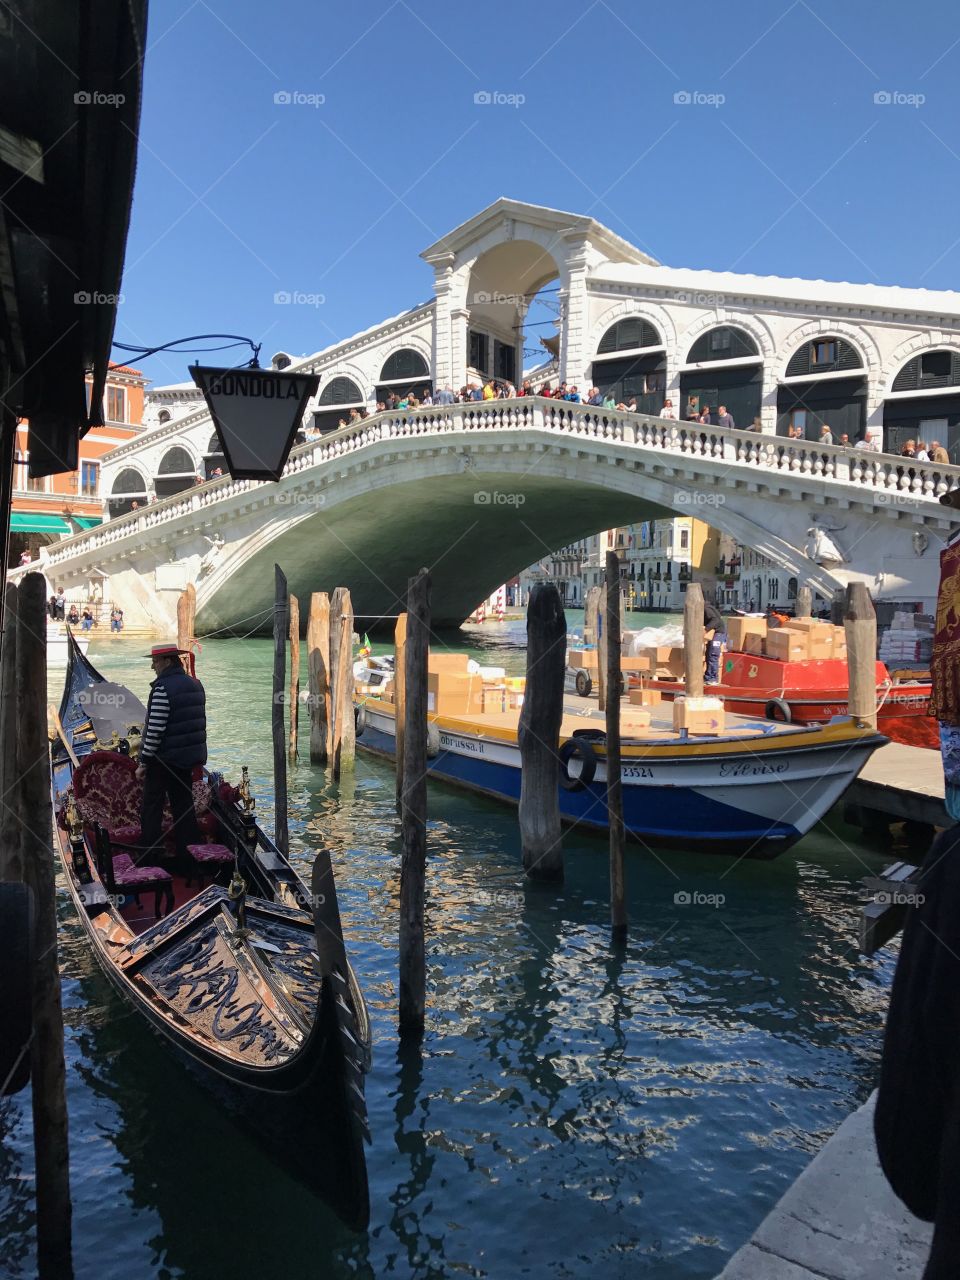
[136,643,207,862]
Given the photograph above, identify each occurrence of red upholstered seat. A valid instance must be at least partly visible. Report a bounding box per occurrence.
[112,854,173,886]
[73,751,141,836]
[187,843,233,865]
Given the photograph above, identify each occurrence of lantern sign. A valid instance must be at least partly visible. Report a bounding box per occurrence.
[191,365,320,481]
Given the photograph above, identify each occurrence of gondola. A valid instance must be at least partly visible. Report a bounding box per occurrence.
[50,633,372,1230]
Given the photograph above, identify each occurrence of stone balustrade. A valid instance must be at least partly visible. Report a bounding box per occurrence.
[32,397,960,576]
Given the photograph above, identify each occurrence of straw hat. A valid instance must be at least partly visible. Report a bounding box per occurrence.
[143,643,189,658]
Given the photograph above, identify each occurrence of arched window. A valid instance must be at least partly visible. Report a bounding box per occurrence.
[158,446,194,475]
[319,376,363,405]
[592,319,665,414]
[892,349,960,393]
[597,318,662,354]
[380,349,429,381]
[785,337,863,378]
[779,336,867,442]
[108,468,148,519]
[375,348,432,408]
[155,445,196,499]
[158,409,171,424]
[884,349,960,459]
[686,326,759,363]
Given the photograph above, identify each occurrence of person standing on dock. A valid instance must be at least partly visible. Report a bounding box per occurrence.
[136,644,207,864]
[704,597,727,683]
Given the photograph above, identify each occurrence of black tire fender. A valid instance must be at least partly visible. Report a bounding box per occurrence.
[354,703,367,737]
[0,882,35,1097]
[559,737,598,791]
[574,669,593,698]
[764,698,792,723]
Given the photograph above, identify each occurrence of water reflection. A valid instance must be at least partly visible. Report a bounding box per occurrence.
[0,633,898,1279]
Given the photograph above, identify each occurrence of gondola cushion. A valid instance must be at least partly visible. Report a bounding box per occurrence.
[187,843,233,865]
[112,854,172,886]
[72,752,214,841]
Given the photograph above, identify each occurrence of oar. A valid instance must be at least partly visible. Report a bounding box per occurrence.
[48,704,79,767]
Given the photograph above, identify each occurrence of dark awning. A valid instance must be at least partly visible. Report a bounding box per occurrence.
[0,0,147,477]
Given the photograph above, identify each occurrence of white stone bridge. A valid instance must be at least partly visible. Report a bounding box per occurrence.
[23,399,960,633]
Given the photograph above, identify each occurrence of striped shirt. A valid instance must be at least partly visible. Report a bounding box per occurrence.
[141,683,170,760]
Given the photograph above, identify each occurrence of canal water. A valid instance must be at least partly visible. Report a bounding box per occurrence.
[1,616,900,1279]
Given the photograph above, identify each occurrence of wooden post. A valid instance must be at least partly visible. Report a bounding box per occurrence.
[330,587,356,781]
[593,585,606,712]
[288,594,300,762]
[830,588,845,626]
[176,582,195,648]
[844,582,878,730]
[518,582,565,881]
[273,565,289,857]
[0,582,21,881]
[796,585,813,618]
[684,582,705,698]
[307,592,331,764]
[605,552,627,938]
[19,573,73,1277]
[394,612,407,813]
[584,584,601,647]
[399,569,430,1038]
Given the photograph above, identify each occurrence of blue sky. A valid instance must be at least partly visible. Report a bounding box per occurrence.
[118,0,960,387]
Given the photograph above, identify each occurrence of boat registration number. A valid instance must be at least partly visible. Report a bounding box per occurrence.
[622,765,654,779]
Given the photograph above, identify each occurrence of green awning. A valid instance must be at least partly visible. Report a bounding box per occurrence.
[71,517,102,529]
[9,513,72,534]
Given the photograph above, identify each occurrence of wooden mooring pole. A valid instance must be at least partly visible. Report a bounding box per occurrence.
[845,582,878,730]
[289,593,300,762]
[399,568,430,1038]
[176,583,196,674]
[592,585,606,712]
[683,582,705,698]
[307,592,331,764]
[605,552,627,938]
[394,612,407,814]
[19,572,73,1277]
[273,565,289,857]
[518,582,565,881]
[0,582,21,881]
[330,587,355,781]
[796,585,813,619]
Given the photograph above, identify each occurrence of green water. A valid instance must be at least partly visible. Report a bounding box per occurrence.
[0,621,898,1278]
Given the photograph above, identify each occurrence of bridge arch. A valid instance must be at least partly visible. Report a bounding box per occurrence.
[313,375,366,433]
[589,305,671,413]
[465,238,561,390]
[680,310,776,362]
[108,466,149,518]
[775,321,879,381]
[203,431,226,479]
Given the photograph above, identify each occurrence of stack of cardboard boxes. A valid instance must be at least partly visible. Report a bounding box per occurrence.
[726,617,847,662]
[672,695,725,734]
[879,612,934,666]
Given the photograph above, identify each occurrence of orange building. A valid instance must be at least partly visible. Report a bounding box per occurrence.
[10,365,147,566]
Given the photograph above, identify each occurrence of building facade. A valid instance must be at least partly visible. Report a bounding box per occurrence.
[10,365,145,566]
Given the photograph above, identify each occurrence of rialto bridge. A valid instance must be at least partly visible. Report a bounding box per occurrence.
[21,399,959,633]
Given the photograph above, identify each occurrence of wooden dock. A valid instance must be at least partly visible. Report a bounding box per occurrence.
[844,739,947,829]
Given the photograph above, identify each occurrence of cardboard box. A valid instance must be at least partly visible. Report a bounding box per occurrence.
[807,634,834,660]
[380,679,395,703]
[427,671,482,716]
[783,617,822,633]
[765,629,810,662]
[622,655,654,674]
[428,651,472,675]
[673,695,725,735]
[743,632,766,655]
[727,617,767,651]
[623,709,653,729]
[629,688,662,707]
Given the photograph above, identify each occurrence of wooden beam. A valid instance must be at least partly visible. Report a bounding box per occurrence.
[518,582,565,881]
[606,551,626,939]
[273,566,289,857]
[399,568,430,1038]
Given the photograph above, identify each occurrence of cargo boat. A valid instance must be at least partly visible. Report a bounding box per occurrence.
[354,684,886,859]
